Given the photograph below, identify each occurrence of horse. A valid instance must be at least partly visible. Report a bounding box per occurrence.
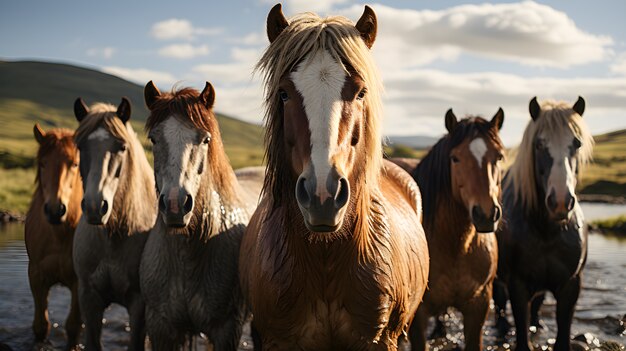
[391,109,505,351]
[239,5,429,350]
[25,124,83,350]
[72,98,157,350]
[493,96,593,351]
[139,81,264,350]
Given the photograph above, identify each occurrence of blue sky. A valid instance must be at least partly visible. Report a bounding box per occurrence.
[2,0,625,145]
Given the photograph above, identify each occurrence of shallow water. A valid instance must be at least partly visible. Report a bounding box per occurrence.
[0,203,624,350]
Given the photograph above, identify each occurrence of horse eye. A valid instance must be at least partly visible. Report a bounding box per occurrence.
[356,89,367,101]
[202,136,210,144]
[497,153,504,161]
[148,136,155,144]
[450,155,460,163]
[72,162,78,168]
[120,144,127,152]
[278,89,289,102]
[573,138,582,149]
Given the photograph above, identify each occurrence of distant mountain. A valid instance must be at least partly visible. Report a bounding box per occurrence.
[386,135,440,149]
[0,60,264,167]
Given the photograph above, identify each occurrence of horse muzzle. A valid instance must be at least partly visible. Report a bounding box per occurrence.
[158,187,194,228]
[81,197,110,225]
[43,201,67,225]
[471,204,501,233]
[546,189,576,221]
[295,169,350,233]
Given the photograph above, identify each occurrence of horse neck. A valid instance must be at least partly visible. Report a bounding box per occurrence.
[188,144,245,241]
[108,140,157,235]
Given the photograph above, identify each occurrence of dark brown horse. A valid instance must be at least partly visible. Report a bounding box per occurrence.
[140,81,264,350]
[239,5,429,350]
[493,97,593,351]
[25,124,83,350]
[392,109,505,351]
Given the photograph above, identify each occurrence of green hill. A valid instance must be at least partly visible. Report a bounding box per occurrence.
[0,60,264,213]
[579,129,626,198]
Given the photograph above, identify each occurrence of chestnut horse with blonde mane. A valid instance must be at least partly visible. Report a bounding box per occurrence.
[239,5,429,350]
[72,98,157,350]
[140,81,264,350]
[25,125,82,350]
[392,109,505,351]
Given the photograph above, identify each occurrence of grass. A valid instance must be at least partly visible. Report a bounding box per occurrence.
[0,168,36,214]
[578,129,626,197]
[590,215,626,235]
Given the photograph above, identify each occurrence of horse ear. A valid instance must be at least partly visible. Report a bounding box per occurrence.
[355,5,377,49]
[33,123,46,144]
[144,80,161,110]
[117,97,132,124]
[267,3,289,43]
[491,107,504,131]
[572,96,585,117]
[529,96,541,121]
[74,98,89,122]
[445,108,458,133]
[200,82,216,109]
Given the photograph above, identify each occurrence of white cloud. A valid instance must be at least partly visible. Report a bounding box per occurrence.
[151,18,222,41]
[102,66,177,85]
[191,47,261,84]
[86,47,116,59]
[341,1,613,70]
[262,0,350,13]
[611,53,626,76]
[158,44,210,59]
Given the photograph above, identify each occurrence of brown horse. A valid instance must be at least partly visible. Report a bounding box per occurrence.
[392,109,505,351]
[239,5,429,350]
[25,124,82,350]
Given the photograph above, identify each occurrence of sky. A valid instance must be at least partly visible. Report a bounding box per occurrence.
[1,0,625,145]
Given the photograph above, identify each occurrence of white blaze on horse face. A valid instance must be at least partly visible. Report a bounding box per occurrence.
[546,133,577,205]
[469,137,487,169]
[160,117,206,200]
[291,50,346,202]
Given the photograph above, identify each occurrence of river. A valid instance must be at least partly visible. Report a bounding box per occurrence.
[0,203,624,350]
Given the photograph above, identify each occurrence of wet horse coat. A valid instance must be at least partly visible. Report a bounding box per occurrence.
[25,125,83,350]
[494,97,593,351]
[72,98,157,350]
[393,110,505,351]
[240,5,429,350]
[140,82,264,350]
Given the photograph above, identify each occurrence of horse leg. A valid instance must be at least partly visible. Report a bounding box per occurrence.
[207,316,244,351]
[460,287,490,351]
[128,295,146,351]
[508,277,531,351]
[65,282,82,351]
[408,306,429,351]
[28,264,50,343]
[79,284,105,351]
[492,278,510,338]
[553,275,581,351]
[530,292,546,331]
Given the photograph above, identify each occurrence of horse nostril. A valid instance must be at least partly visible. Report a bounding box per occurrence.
[295,177,311,209]
[471,205,485,222]
[100,200,109,216]
[566,194,576,211]
[43,203,50,215]
[59,203,67,216]
[492,206,501,222]
[546,190,557,211]
[159,194,167,212]
[334,178,350,209]
[183,194,194,214]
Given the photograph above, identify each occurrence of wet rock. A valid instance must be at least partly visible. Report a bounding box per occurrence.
[574,333,601,348]
[0,342,13,351]
[571,339,591,351]
[600,341,625,351]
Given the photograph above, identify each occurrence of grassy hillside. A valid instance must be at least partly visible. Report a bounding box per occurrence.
[0,60,264,213]
[579,129,626,197]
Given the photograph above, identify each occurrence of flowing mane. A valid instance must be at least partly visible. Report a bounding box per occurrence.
[256,11,384,209]
[416,117,504,230]
[74,102,155,232]
[506,100,594,212]
[145,86,242,239]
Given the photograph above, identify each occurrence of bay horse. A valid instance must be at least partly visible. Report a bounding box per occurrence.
[72,98,157,350]
[140,81,264,350]
[392,109,505,351]
[493,96,593,351]
[239,5,429,350]
[25,124,82,350]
